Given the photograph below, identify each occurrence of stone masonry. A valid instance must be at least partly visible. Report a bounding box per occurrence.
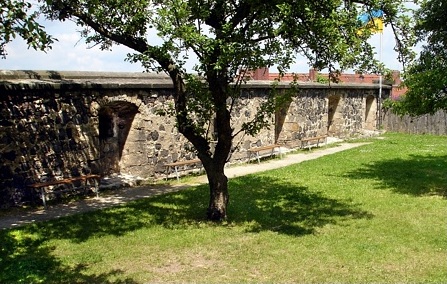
[0,70,390,208]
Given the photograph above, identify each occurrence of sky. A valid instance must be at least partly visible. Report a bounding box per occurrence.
[0,16,408,74]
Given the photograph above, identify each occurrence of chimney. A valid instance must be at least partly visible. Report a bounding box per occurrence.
[252,67,269,80]
[392,70,401,86]
[309,68,317,81]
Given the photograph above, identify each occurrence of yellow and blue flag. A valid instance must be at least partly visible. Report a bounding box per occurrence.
[357,10,384,34]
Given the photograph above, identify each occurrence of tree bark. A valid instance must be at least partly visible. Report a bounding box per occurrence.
[205,165,229,221]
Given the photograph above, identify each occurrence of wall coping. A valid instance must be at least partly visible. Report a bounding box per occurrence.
[0,70,391,91]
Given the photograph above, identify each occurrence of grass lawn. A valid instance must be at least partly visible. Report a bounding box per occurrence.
[1,133,446,283]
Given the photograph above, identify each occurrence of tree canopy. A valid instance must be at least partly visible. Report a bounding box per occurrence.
[2,0,416,220]
[0,0,54,58]
[390,0,447,116]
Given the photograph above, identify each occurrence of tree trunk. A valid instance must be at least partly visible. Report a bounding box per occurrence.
[206,167,229,221]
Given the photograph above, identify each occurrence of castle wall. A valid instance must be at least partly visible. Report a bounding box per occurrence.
[0,71,389,208]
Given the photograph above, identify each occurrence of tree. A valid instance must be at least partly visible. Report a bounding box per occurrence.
[0,0,54,58]
[391,0,447,116]
[11,0,412,221]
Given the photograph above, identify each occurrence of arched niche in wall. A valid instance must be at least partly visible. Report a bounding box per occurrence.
[364,94,377,130]
[327,94,341,136]
[275,97,293,143]
[98,101,139,175]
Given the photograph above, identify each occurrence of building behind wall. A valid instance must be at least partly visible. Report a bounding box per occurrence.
[0,70,389,208]
[246,67,405,99]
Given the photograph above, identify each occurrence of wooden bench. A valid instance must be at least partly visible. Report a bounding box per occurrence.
[247,144,282,164]
[300,135,328,150]
[27,174,101,208]
[165,159,202,181]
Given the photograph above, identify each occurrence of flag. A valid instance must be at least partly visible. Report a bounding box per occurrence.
[357,9,384,34]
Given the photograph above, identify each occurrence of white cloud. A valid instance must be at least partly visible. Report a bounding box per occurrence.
[1,17,411,74]
[1,19,144,72]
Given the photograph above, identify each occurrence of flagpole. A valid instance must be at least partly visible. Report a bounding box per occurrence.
[378,31,383,129]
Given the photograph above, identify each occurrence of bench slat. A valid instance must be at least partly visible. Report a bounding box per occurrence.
[164,159,202,181]
[247,144,280,153]
[300,135,327,142]
[27,174,101,209]
[300,135,328,149]
[164,159,201,167]
[248,144,282,164]
[28,174,101,188]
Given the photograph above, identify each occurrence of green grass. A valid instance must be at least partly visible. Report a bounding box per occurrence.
[1,133,446,283]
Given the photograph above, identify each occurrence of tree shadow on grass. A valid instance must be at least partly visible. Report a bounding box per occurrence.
[16,174,373,241]
[0,230,137,283]
[344,154,447,197]
[228,175,373,235]
[1,174,373,282]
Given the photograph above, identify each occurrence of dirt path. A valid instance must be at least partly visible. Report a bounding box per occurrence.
[0,142,367,230]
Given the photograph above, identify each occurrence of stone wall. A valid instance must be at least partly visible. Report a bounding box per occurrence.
[0,88,99,206]
[0,70,389,208]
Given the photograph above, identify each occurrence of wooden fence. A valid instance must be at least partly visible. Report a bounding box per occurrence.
[383,110,447,135]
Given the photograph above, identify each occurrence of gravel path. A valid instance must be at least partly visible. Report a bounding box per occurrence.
[0,142,367,230]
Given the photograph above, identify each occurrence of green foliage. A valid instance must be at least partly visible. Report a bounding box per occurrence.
[5,0,417,133]
[316,74,330,84]
[383,97,406,114]
[0,0,54,58]
[393,0,447,116]
[38,0,416,140]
